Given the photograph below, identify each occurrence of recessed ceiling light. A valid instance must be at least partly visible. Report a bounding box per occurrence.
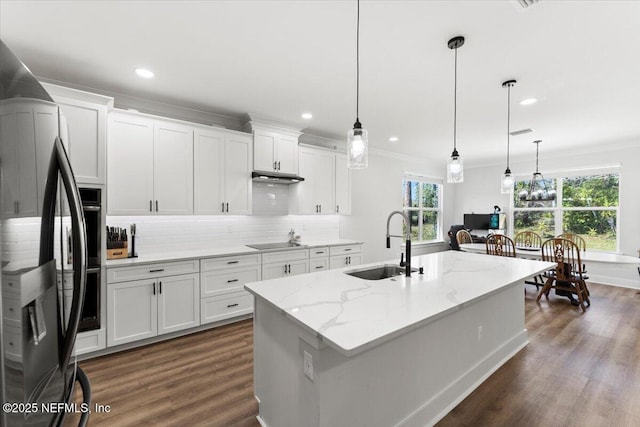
[301,112,313,120]
[135,68,154,79]
[520,97,537,106]
[389,137,399,143]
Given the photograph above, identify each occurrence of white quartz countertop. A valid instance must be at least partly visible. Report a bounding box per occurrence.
[245,250,554,357]
[460,243,640,264]
[105,239,364,267]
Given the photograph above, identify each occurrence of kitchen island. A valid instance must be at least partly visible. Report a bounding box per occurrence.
[245,250,554,427]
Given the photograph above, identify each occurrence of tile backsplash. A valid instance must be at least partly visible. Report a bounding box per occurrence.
[106,215,339,255]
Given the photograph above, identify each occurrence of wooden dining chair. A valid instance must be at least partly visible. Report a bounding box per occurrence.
[557,232,590,294]
[485,234,516,257]
[456,229,473,245]
[537,238,590,312]
[514,231,544,289]
[514,230,542,249]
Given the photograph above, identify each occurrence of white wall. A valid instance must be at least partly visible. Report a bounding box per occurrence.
[339,151,452,264]
[451,142,640,256]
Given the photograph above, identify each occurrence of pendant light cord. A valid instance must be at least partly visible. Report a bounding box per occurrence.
[356,0,360,121]
[506,84,511,169]
[453,46,458,151]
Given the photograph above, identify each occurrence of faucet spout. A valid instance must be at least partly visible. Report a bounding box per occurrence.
[385,210,412,277]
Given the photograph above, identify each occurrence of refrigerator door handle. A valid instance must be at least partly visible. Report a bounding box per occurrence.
[39,136,87,370]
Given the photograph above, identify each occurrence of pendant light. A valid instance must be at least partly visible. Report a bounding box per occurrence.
[501,80,516,194]
[446,36,465,183]
[518,140,557,203]
[347,0,368,169]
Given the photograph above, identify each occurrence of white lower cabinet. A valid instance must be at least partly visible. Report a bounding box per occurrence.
[329,244,363,270]
[261,249,310,280]
[107,261,200,347]
[200,253,261,325]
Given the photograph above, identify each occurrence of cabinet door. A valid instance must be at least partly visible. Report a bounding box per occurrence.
[34,103,59,216]
[330,256,349,270]
[225,133,252,214]
[107,279,157,347]
[335,153,351,215]
[107,113,154,215]
[56,98,107,185]
[296,148,318,214]
[0,103,38,218]
[153,121,193,214]
[288,259,309,276]
[275,135,299,175]
[262,263,287,280]
[157,273,200,335]
[315,150,335,214]
[254,131,276,172]
[194,128,225,214]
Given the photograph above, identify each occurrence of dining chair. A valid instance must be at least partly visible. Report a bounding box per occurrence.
[537,238,590,312]
[456,229,473,245]
[557,232,590,294]
[514,231,543,289]
[485,234,516,257]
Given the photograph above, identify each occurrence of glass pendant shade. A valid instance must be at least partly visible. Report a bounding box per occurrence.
[501,168,513,194]
[447,149,464,183]
[347,121,368,169]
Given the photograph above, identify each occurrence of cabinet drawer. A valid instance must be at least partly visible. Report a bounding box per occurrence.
[309,247,329,259]
[200,253,261,272]
[107,259,199,283]
[309,258,329,272]
[261,249,309,264]
[329,244,361,257]
[201,291,253,325]
[3,325,22,361]
[201,266,260,298]
[2,293,21,326]
[75,329,106,356]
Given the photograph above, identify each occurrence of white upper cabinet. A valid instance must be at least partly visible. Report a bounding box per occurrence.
[108,111,194,215]
[107,113,155,215]
[42,82,112,185]
[153,121,194,215]
[294,146,335,214]
[292,145,351,215]
[334,153,351,215]
[252,128,300,175]
[0,100,39,218]
[194,127,252,215]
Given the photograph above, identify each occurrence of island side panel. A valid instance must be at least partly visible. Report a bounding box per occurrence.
[253,282,527,427]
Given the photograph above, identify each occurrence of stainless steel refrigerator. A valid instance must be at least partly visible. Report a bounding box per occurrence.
[1,40,91,426]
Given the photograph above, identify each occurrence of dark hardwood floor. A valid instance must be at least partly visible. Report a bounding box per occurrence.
[68,283,640,426]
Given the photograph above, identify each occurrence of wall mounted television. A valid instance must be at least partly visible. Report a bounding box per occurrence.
[463,214,500,230]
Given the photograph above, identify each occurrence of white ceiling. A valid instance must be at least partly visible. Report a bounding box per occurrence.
[2,1,639,167]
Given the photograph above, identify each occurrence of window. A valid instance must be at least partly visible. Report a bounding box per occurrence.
[512,170,619,252]
[402,174,443,243]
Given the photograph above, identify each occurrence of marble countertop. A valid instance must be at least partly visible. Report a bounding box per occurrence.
[460,243,640,264]
[245,250,554,357]
[106,239,364,267]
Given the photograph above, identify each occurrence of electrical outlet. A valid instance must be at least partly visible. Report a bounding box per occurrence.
[477,325,483,341]
[303,351,314,381]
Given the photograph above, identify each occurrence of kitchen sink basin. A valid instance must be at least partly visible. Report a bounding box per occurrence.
[345,264,418,280]
[246,242,306,250]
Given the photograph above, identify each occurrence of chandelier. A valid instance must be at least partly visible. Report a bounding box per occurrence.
[518,140,556,202]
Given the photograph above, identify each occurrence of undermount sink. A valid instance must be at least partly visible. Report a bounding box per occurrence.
[246,242,306,250]
[345,264,418,280]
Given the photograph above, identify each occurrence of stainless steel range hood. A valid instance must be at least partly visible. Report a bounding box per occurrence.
[251,171,305,184]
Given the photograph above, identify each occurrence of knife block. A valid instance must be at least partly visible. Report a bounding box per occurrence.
[107,243,128,260]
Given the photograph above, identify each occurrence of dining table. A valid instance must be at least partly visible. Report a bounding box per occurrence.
[459,243,640,288]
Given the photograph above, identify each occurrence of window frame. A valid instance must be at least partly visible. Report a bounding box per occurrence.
[402,173,444,244]
[510,166,621,253]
